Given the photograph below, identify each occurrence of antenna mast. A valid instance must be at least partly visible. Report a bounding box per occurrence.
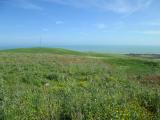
[40,36,42,48]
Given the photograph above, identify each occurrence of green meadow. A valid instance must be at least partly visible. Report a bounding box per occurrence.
[0,48,160,120]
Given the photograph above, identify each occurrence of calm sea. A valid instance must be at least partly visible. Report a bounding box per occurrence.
[55,45,160,54]
[0,45,160,54]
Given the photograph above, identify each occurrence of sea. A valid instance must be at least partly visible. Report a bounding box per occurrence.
[61,45,160,54]
[0,45,160,54]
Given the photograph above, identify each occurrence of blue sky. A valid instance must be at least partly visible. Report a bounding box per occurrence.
[0,0,160,47]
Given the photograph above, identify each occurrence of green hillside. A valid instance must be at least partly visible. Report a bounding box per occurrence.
[0,48,83,55]
[1,48,160,120]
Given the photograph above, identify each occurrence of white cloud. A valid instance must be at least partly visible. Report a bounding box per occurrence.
[79,32,88,36]
[9,0,42,10]
[42,28,49,31]
[94,23,106,29]
[44,0,153,14]
[132,30,160,35]
[147,22,160,26]
[56,21,64,24]
[10,0,153,14]
[142,30,160,35]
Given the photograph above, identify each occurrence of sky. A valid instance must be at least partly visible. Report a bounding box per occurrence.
[0,0,160,47]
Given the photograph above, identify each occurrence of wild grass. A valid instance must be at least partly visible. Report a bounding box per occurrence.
[0,48,160,120]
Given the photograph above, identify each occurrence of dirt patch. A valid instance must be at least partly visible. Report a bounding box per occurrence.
[141,75,160,85]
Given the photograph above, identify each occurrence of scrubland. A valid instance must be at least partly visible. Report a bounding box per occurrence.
[0,48,160,120]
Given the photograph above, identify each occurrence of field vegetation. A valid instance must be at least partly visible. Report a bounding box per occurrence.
[0,48,160,120]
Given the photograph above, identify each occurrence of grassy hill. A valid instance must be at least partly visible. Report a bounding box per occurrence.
[1,48,160,120]
[0,47,83,55]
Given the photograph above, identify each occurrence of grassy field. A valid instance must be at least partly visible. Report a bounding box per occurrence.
[0,48,160,120]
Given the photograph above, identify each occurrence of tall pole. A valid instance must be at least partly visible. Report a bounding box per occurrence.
[40,36,42,48]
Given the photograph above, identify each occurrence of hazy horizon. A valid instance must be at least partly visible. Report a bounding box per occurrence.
[0,44,160,54]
